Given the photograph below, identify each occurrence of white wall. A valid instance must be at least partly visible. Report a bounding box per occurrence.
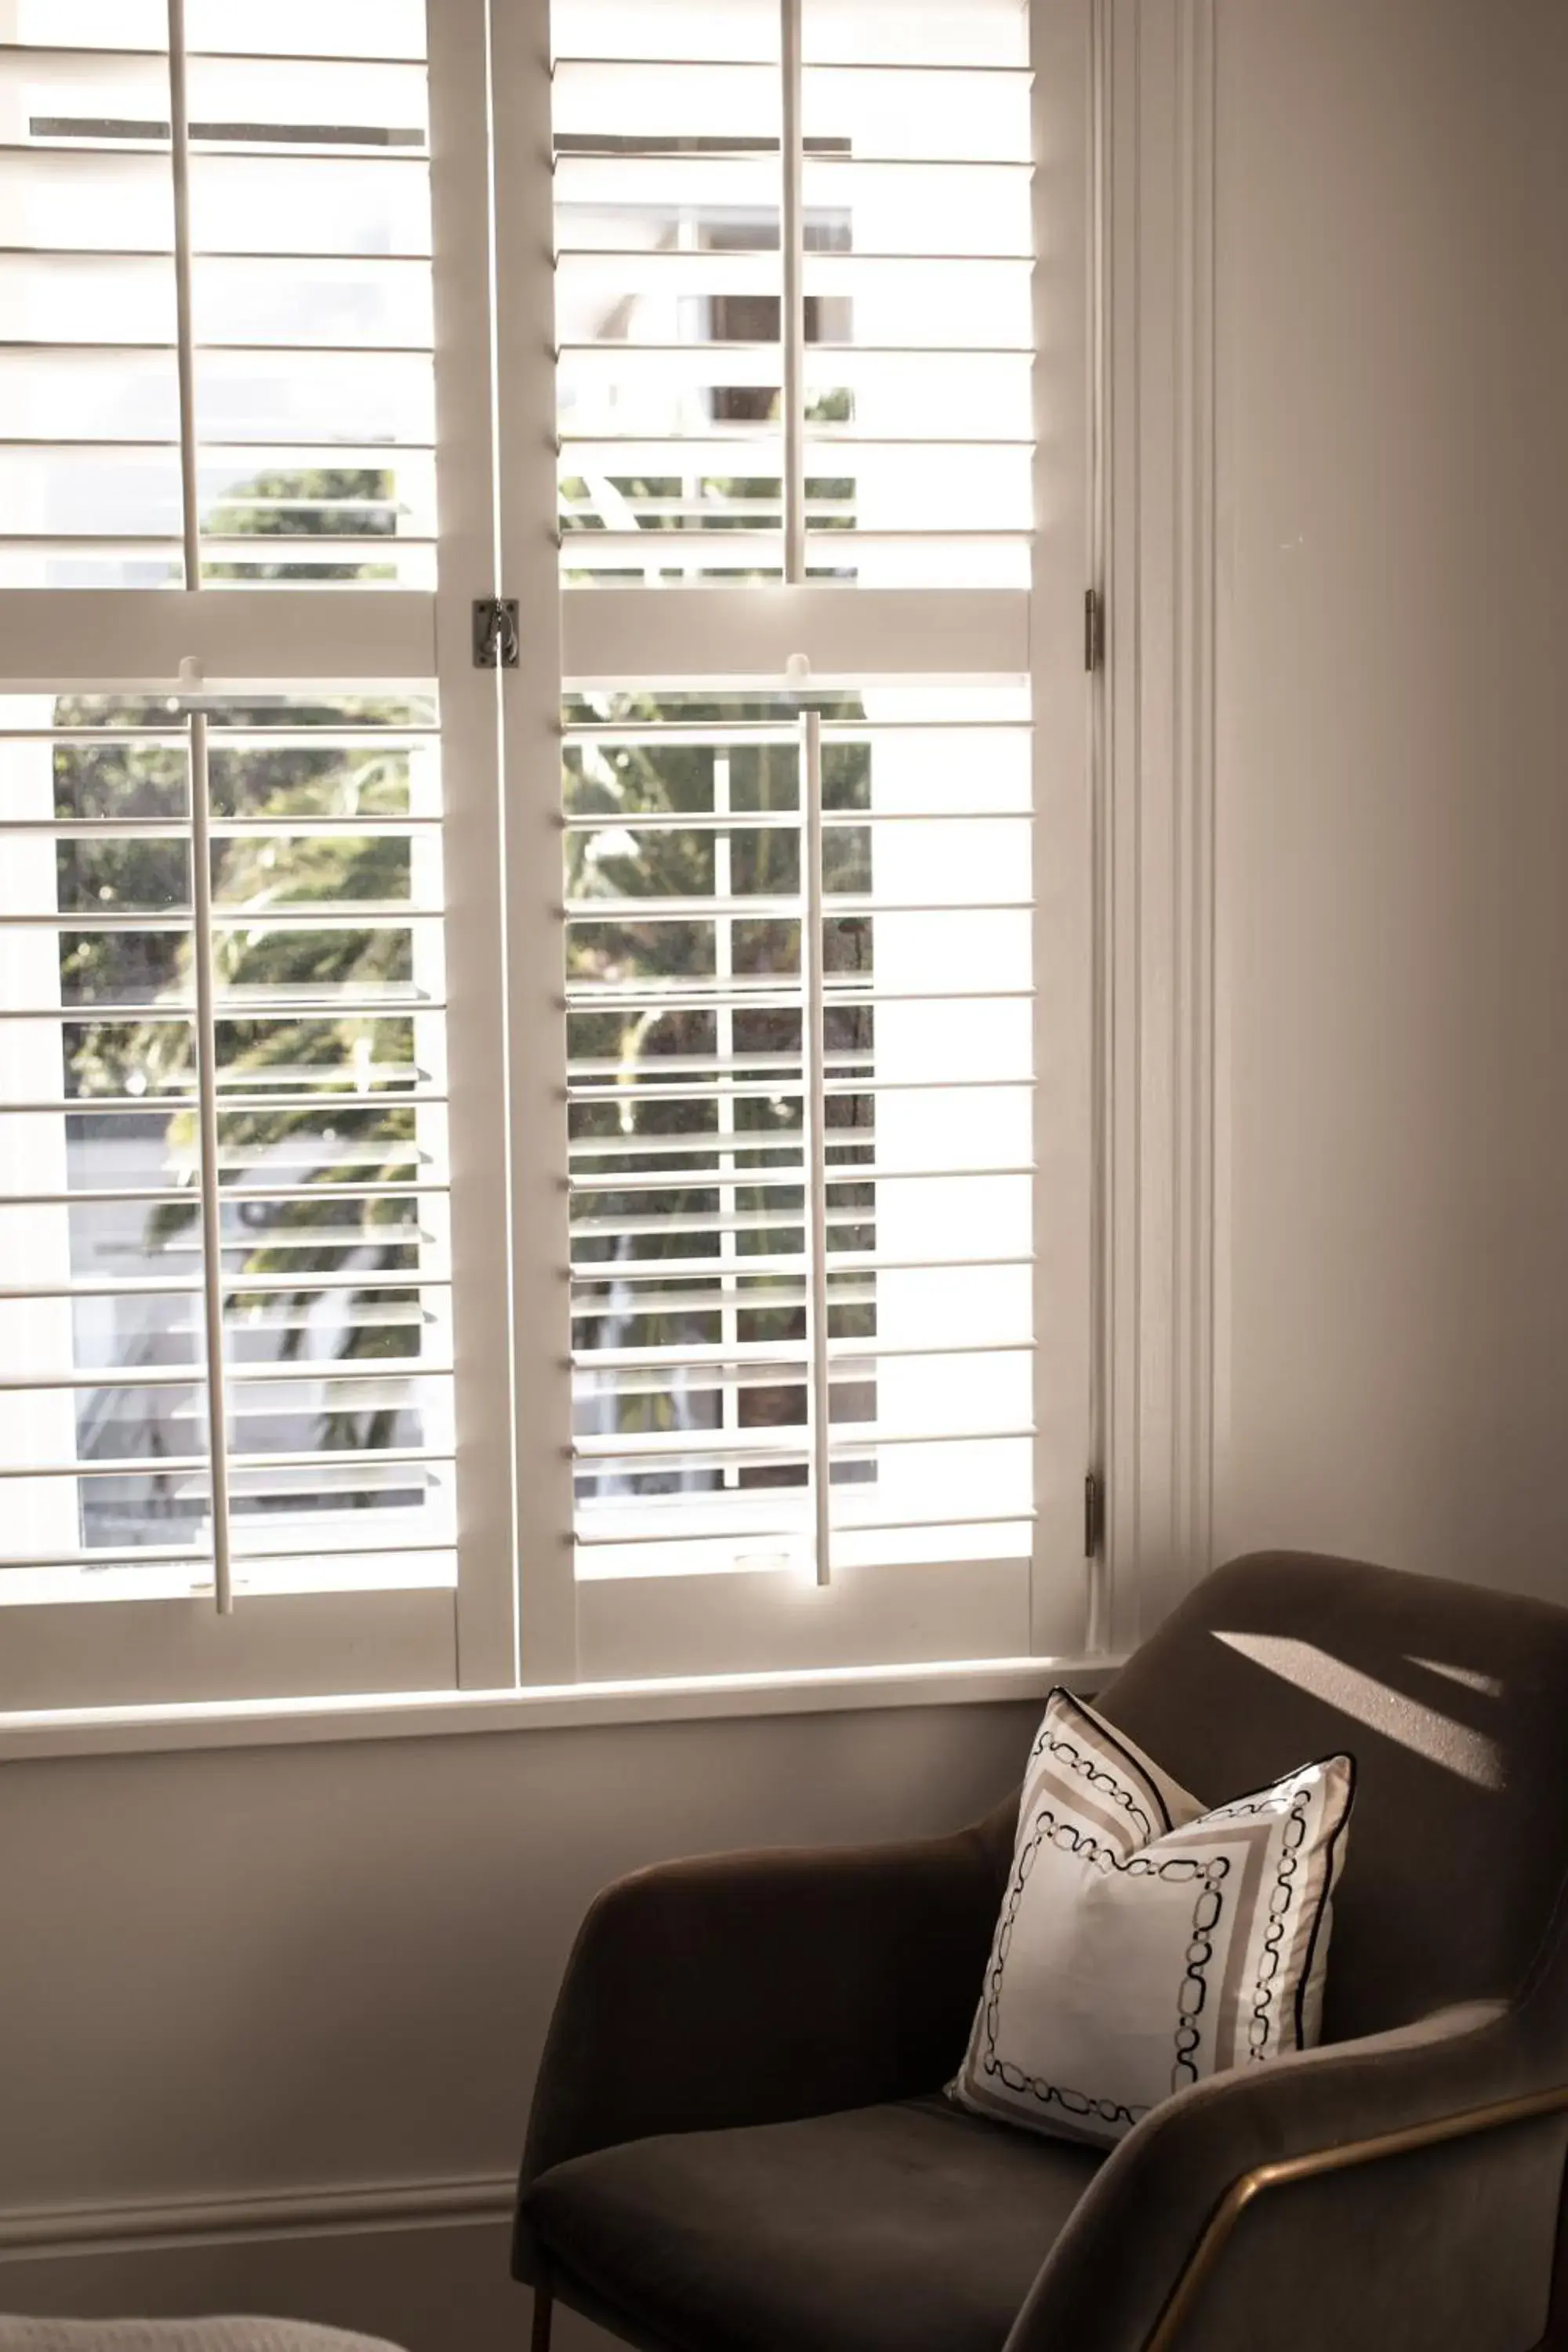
[0,1699,1039,2348]
[1213,0,1568,1599]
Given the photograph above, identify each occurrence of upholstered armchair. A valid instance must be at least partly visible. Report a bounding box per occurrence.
[514,1552,1568,2352]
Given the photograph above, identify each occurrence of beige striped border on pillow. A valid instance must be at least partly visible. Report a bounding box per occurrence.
[949,1689,1356,2147]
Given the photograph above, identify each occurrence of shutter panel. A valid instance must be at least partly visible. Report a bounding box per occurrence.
[0,0,513,1707]
[536,0,1097,1679]
[564,682,1035,1599]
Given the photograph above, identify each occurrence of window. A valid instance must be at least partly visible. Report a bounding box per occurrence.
[0,0,1091,1711]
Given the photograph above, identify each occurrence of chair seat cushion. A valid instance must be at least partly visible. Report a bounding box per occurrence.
[524,2095,1103,2352]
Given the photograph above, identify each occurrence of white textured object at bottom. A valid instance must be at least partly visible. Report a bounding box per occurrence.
[0,2321,405,2352]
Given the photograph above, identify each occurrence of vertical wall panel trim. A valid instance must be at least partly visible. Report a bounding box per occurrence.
[1102,0,1218,1650]
[1029,0,1097,1657]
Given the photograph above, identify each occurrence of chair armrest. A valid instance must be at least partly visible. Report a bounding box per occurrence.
[519,1823,1002,2190]
[1007,1999,1567,2352]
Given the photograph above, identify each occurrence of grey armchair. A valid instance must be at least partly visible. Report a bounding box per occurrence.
[514,1552,1568,2352]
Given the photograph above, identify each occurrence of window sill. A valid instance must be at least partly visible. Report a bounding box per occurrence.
[0,1652,1123,1764]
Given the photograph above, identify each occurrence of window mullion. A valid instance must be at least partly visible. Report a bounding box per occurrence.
[489,0,579,1686]
[426,0,531,1690]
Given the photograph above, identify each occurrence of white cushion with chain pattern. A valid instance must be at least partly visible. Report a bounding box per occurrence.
[949,1688,1356,2147]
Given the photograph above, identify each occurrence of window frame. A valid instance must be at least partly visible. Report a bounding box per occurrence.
[0,0,1136,1726]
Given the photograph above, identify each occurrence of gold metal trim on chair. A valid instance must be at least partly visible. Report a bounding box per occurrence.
[1145,2078,1568,2352]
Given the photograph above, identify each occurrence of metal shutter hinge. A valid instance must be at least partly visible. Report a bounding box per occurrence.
[1084,586,1105,673]
[473,597,520,670]
[1084,1470,1105,1559]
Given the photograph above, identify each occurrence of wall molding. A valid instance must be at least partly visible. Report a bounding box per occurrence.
[1098,0,1219,1653]
[0,2176,516,2264]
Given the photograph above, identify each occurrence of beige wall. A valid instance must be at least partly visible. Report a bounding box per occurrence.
[0,1700,1039,2349]
[1213,0,1568,1599]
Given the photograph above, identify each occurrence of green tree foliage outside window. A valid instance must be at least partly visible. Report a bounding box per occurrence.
[564,694,877,1497]
[56,474,428,1496]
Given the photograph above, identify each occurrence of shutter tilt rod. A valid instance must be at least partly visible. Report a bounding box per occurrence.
[800,705,833,1585]
[168,1,233,1614]
[780,0,806,583]
[183,673,235,1617]
[165,0,200,589]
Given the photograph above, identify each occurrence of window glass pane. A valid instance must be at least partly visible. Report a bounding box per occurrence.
[797,0,1033,586]
[187,34,436,590]
[0,45,171,142]
[0,27,180,588]
[0,252,175,343]
[7,3,165,47]
[801,0,1029,68]
[550,0,1033,587]
[190,152,431,259]
[562,682,1033,1581]
[0,694,456,1605]
[556,2,780,66]
[184,1,428,61]
[0,147,172,249]
[0,12,437,590]
[551,3,786,584]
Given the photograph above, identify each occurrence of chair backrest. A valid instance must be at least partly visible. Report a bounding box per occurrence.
[1092,1552,1568,2042]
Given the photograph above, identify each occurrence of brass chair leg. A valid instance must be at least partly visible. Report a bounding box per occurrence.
[531,2288,554,2352]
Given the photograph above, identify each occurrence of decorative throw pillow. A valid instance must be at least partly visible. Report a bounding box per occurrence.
[949,1689,1356,2147]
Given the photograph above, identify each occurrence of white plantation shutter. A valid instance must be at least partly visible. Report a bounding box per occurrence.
[0,0,1091,1711]
[516,0,1092,1682]
[0,0,515,1708]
